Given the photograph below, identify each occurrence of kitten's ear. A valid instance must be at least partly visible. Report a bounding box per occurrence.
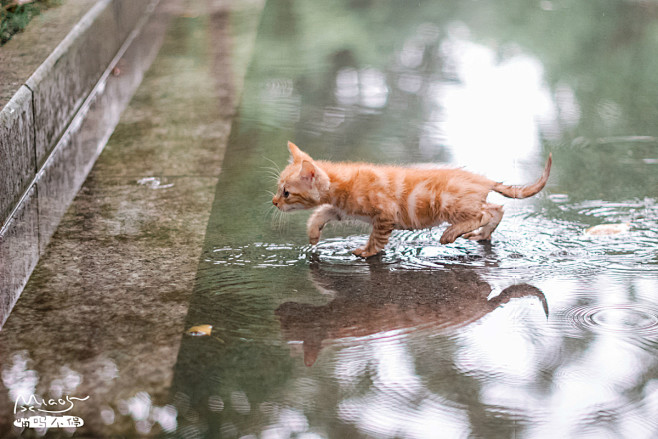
[288,141,301,157]
[288,141,312,163]
[299,160,316,182]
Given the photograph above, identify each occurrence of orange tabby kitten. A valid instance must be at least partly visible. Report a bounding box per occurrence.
[273,142,552,258]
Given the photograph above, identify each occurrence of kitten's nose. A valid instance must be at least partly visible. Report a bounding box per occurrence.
[272,198,278,206]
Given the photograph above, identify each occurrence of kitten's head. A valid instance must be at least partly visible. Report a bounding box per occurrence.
[273,142,330,212]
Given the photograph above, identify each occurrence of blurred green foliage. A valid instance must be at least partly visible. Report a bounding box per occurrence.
[1,0,61,45]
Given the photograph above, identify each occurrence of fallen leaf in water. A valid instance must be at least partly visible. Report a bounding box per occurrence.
[186,324,212,336]
[584,223,631,236]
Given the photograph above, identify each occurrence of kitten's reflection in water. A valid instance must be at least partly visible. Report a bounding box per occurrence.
[276,258,548,366]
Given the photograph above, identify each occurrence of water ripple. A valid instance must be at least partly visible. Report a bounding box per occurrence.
[204,242,308,268]
[306,198,658,275]
[204,197,658,277]
[567,304,658,336]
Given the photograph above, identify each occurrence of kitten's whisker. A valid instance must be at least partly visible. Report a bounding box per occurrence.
[273,208,289,232]
[259,167,282,183]
[259,165,280,175]
[264,203,289,232]
[262,156,281,173]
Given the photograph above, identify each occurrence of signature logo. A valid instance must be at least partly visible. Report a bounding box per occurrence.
[14,416,84,429]
[13,394,89,430]
[14,394,89,414]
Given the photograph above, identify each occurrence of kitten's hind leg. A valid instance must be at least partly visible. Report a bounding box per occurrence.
[440,208,495,244]
[463,204,504,241]
[307,205,342,245]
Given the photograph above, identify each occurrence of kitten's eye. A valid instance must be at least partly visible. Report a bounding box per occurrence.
[283,189,290,198]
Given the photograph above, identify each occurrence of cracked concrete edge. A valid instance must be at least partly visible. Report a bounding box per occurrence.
[0,0,171,328]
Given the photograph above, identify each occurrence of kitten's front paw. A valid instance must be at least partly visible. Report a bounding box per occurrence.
[352,247,379,258]
[308,229,321,245]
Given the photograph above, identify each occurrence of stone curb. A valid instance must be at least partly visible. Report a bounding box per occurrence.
[0,0,171,327]
[27,0,125,170]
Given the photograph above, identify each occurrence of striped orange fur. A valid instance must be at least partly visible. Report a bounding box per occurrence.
[273,141,552,258]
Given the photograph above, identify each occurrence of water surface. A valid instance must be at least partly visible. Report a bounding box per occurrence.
[169,1,658,438]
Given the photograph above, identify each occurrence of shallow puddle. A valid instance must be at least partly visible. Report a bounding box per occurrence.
[172,0,658,438]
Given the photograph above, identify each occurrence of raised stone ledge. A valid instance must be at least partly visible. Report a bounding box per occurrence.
[27,0,125,169]
[0,0,170,327]
[0,86,35,224]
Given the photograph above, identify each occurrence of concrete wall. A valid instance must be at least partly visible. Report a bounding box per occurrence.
[0,0,171,326]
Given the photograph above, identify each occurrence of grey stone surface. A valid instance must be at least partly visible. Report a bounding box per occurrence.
[0,0,169,319]
[0,0,96,109]
[5,175,218,433]
[27,0,123,168]
[0,86,35,225]
[35,90,108,253]
[93,4,242,177]
[36,0,169,255]
[0,187,39,328]
[0,0,163,235]
[113,0,154,45]
[106,0,168,110]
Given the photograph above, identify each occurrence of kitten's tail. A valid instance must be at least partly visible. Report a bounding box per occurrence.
[492,153,552,199]
[489,284,549,317]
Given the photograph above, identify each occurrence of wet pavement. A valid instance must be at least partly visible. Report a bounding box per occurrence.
[0,0,263,436]
[3,0,658,438]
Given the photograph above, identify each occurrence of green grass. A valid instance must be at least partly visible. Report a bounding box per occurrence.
[1,0,60,45]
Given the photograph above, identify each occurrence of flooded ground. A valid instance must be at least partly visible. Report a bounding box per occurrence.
[3,0,658,437]
[175,1,658,438]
